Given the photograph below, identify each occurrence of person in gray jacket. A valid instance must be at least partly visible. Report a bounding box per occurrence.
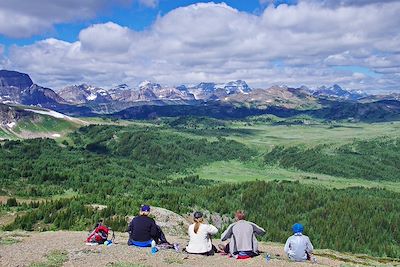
[220,210,266,257]
[284,223,315,262]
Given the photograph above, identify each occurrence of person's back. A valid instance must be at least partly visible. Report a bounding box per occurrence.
[186,223,218,254]
[128,215,157,242]
[231,220,256,252]
[220,211,265,256]
[284,223,314,262]
[128,205,172,247]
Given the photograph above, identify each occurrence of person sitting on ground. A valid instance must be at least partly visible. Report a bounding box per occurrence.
[284,223,314,262]
[185,211,219,256]
[220,210,266,258]
[127,204,171,247]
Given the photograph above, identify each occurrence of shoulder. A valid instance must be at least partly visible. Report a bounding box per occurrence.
[287,235,295,241]
[147,217,156,223]
[226,222,237,229]
[205,224,217,229]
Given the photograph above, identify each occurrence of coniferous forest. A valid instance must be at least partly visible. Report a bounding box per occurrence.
[1,123,399,258]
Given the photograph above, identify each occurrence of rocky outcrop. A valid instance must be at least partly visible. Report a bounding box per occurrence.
[127,207,190,236]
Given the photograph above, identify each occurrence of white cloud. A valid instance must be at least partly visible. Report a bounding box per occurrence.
[4,2,400,93]
[0,0,152,38]
[301,0,400,7]
[139,0,159,8]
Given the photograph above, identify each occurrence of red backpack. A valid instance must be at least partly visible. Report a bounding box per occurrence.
[86,225,109,244]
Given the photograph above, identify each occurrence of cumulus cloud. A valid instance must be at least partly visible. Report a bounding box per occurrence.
[0,0,158,38]
[301,0,400,7]
[4,1,400,93]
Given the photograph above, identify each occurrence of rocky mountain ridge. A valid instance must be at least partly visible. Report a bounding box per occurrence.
[1,69,399,122]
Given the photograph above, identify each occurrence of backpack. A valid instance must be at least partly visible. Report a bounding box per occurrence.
[86,225,110,244]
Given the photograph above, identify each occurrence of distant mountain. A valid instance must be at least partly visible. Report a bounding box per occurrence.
[311,84,367,100]
[59,84,112,104]
[0,70,94,116]
[225,85,319,109]
[0,70,65,105]
[187,80,252,100]
[0,70,33,89]
[358,93,400,103]
[1,69,399,122]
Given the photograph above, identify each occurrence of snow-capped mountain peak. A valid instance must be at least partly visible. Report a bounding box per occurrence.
[139,81,162,91]
[312,84,367,100]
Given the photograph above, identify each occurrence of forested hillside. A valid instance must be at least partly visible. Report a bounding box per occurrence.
[1,124,399,258]
[264,138,400,181]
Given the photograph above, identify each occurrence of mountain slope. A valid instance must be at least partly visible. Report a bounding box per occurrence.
[0,104,85,139]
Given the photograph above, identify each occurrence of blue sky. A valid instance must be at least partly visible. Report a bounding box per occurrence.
[0,0,399,92]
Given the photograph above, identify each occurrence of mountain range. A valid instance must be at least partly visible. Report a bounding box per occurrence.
[1,69,399,122]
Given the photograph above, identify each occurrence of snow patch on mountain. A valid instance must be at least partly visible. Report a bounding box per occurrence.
[25,108,67,119]
[6,121,16,128]
[87,93,97,101]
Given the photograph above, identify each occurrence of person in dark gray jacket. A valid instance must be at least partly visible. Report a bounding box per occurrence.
[220,210,265,257]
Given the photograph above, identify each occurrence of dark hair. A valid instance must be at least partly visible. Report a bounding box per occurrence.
[194,211,203,219]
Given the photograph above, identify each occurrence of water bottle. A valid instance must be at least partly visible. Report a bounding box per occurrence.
[173,243,180,252]
[151,240,158,255]
[311,256,317,264]
[265,253,271,263]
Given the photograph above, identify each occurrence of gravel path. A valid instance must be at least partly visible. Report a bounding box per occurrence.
[0,231,396,267]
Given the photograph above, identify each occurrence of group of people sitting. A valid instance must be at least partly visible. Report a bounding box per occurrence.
[124,205,314,262]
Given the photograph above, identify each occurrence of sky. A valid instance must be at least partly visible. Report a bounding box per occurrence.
[0,0,399,93]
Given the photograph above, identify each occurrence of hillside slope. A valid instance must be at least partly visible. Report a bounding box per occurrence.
[0,104,86,139]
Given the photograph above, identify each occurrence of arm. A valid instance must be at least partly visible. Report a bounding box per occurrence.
[221,223,234,241]
[250,222,266,236]
[150,220,158,240]
[284,237,291,254]
[127,219,134,233]
[207,224,218,236]
[305,236,314,253]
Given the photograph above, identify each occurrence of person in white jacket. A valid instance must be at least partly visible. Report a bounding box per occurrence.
[185,211,219,256]
[284,223,315,262]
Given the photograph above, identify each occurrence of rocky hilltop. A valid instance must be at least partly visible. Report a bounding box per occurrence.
[0,206,398,267]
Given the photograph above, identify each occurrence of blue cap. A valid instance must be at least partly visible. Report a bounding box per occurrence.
[292,223,304,234]
[141,205,150,212]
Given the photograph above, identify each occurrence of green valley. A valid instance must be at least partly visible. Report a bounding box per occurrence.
[0,117,399,259]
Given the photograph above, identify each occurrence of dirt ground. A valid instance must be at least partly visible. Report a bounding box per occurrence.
[1,231,398,267]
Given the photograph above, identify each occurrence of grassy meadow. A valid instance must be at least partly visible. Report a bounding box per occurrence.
[217,121,400,149]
